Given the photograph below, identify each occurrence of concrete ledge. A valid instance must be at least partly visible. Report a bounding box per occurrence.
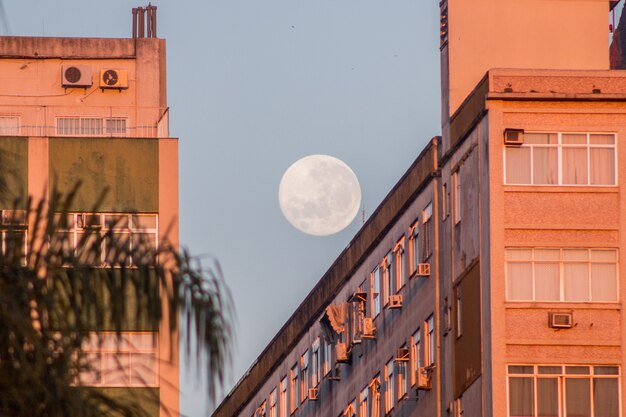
[0,36,138,59]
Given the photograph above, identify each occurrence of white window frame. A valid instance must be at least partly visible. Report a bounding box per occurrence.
[453,171,461,224]
[279,377,288,417]
[408,220,419,276]
[0,115,20,135]
[505,247,619,302]
[300,351,309,404]
[80,332,159,387]
[411,329,422,386]
[384,358,395,413]
[506,364,621,417]
[425,315,435,366]
[269,389,277,417]
[503,132,618,186]
[56,116,128,136]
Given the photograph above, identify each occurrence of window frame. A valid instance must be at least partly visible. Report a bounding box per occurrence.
[503,131,618,186]
[408,220,420,276]
[453,171,461,224]
[384,358,395,414]
[55,116,128,137]
[279,377,288,417]
[289,364,299,414]
[506,364,621,417]
[411,329,422,386]
[425,315,435,366]
[505,247,619,303]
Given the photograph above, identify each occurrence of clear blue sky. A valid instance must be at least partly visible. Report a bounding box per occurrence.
[1,0,442,415]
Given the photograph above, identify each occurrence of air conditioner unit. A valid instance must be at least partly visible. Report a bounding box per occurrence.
[389,294,403,309]
[395,347,410,362]
[308,388,319,401]
[77,214,102,229]
[362,318,376,339]
[99,69,129,89]
[336,342,349,363]
[504,128,524,146]
[417,367,432,390]
[1,210,27,226]
[417,263,431,277]
[549,312,573,329]
[62,65,93,88]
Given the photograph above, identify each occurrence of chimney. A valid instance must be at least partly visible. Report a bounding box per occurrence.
[132,3,157,39]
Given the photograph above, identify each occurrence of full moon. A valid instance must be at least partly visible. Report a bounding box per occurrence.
[279,155,362,236]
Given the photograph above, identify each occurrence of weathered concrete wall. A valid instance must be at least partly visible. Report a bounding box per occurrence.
[48,137,158,212]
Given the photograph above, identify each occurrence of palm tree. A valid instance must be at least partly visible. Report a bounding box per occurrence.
[0,186,233,417]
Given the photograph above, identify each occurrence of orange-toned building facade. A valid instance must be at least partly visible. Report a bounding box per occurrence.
[214,1,626,417]
[0,31,179,417]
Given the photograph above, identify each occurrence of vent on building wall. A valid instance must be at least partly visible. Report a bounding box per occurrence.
[99,69,129,90]
[62,65,93,88]
[504,128,525,146]
[549,312,573,329]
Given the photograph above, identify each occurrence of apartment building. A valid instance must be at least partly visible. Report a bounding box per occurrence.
[0,7,179,417]
[214,1,626,416]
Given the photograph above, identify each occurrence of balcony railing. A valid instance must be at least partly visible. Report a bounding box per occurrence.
[0,105,170,139]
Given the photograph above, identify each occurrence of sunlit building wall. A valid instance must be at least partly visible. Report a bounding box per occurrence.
[0,25,179,417]
[214,0,626,416]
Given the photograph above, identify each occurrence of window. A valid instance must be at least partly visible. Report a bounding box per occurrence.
[505,132,617,186]
[311,338,320,388]
[507,365,620,417]
[370,376,381,417]
[408,221,420,275]
[54,213,158,267]
[323,338,332,376]
[279,377,287,417]
[453,171,461,224]
[56,116,128,136]
[0,116,20,135]
[397,347,408,400]
[411,329,422,386]
[442,182,450,219]
[289,364,299,413]
[385,359,395,413]
[382,257,391,306]
[255,401,267,417]
[371,266,382,316]
[393,238,406,292]
[425,315,435,366]
[0,211,27,264]
[269,389,277,417]
[456,290,462,338]
[359,385,369,417]
[506,248,618,302]
[80,332,158,387]
[300,351,309,403]
[422,203,433,260]
[343,401,357,417]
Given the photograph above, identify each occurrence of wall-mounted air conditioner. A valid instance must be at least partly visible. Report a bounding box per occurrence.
[504,128,524,146]
[395,347,410,362]
[549,312,573,329]
[99,69,129,89]
[417,263,431,277]
[417,367,432,390]
[308,388,319,401]
[336,342,349,363]
[62,65,93,88]
[362,318,376,339]
[389,294,403,309]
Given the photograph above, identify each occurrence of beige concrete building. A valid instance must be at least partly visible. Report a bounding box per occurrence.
[215,1,626,416]
[0,8,179,417]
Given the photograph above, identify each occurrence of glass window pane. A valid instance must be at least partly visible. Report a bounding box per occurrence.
[509,365,534,375]
[590,147,615,185]
[534,263,560,301]
[525,133,557,144]
[538,366,562,374]
[562,134,587,145]
[564,263,589,301]
[590,263,617,301]
[534,249,560,261]
[562,147,588,185]
[589,134,615,145]
[130,353,157,385]
[563,250,588,261]
[507,262,533,300]
[590,250,617,262]
[506,147,531,184]
[594,366,619,375]
[537,378,559,417]
[594,378,619,417]
[533,147,558,184]
[507,248,533,261]
[509,377,534,417]
[565,366,590,375]
[565,378,590,417]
